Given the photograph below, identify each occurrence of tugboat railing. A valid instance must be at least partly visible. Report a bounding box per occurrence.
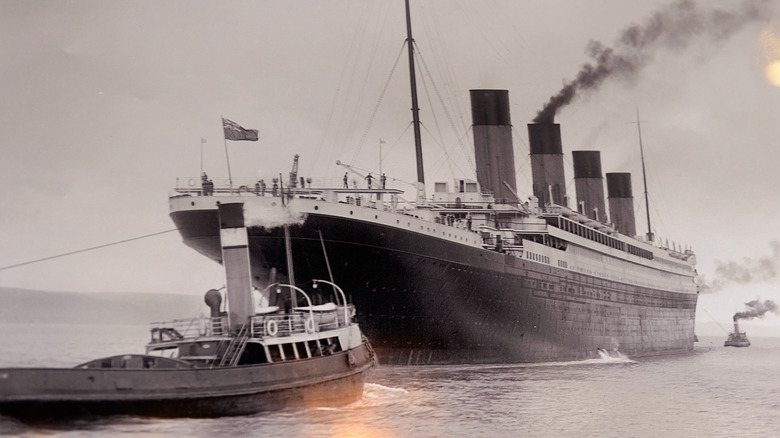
[149,316,228,343]
[250,306,354,338]
[148,305,355,344]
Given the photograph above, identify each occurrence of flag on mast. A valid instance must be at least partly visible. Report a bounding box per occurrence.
[222,117,259,141]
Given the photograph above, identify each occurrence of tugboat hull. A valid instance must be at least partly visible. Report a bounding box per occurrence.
[0,344,373,420]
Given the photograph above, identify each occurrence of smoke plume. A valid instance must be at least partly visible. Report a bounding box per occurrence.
[733,298,779,321]
[699,241,780,293]
[533,0,770,124]
[243,203,307,229]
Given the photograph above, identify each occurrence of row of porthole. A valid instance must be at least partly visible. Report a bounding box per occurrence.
[320,203,481,245]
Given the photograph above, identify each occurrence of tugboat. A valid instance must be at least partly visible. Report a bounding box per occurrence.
[0,202,375,420]
[724,319,750,347]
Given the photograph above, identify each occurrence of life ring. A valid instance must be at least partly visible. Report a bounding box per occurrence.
[347,351,357,368]
[188,178,196,187]
[265,319,278,336]
[305,316,316,334]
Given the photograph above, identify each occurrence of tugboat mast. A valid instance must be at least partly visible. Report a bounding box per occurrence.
[405,0,425,204]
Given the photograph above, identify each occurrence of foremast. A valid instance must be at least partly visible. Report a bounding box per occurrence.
[405,0,426,206]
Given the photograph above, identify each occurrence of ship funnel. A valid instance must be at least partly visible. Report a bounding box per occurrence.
[528,123,567,206]
[572,151,607,222]
[217,202,255,332]
[606,173,637,236]
[470,89,518,204]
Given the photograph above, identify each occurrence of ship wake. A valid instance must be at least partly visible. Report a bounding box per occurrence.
[530,349,636,367]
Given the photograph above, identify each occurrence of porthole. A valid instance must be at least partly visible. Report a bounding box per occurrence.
[314,205,319,210]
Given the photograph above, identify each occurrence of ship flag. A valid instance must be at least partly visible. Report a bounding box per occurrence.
[222,118,259,141]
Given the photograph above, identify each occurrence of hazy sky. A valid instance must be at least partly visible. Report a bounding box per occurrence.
[1,0,779,330]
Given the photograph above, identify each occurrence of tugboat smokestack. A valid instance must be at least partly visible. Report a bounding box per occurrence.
[218,202,255,332]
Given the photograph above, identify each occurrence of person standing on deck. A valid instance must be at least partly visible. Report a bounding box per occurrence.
[201,172,214,196]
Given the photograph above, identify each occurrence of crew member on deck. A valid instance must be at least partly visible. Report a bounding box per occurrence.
[366,173,373,189]
[201,173,214,196]
[343,173,349,188]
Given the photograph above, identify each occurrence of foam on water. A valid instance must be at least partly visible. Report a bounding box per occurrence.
[358,382,409,406]
[528,349,636,367]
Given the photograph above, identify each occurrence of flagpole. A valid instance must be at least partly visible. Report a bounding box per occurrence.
[223,137,233,187]
[379,138,384,177]
[221,116,233,187]
[200,137,205,177]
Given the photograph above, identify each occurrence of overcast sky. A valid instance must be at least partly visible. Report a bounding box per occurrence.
[1,0,779,330]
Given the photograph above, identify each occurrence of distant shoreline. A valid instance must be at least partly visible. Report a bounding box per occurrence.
[0,287,203,326]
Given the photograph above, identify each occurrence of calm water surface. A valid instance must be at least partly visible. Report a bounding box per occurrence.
[0,323,778,437]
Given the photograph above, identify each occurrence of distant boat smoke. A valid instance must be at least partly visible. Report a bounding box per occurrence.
[533,0,770,124]
[699,241,779,293]
[733,298,779,321]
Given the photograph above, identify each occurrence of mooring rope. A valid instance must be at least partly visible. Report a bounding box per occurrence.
[0,229,179,272]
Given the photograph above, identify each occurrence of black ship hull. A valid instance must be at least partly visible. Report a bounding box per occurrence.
[171,207,697,365]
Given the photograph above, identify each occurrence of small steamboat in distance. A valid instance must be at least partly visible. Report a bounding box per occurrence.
[724,319,750,348]
[0,202,375,420]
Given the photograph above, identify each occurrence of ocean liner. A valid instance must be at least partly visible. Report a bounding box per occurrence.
[169,2,698,365]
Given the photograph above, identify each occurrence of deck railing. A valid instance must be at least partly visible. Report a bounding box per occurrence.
[148,305,355,344]
[149,316,228,343]
[174,176,379,195]
[250,305,354,338]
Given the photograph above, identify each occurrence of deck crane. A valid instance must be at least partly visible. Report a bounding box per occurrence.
[336,160,369,189]
[335,160,367,179]
[288,154,299,188]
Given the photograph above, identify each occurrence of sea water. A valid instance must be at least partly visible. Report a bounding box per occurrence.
[1,323,778,438]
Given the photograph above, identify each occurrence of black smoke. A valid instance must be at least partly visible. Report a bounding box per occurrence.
[700,241,780,293]
[733,299,779,321]
[533,0,770,124]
